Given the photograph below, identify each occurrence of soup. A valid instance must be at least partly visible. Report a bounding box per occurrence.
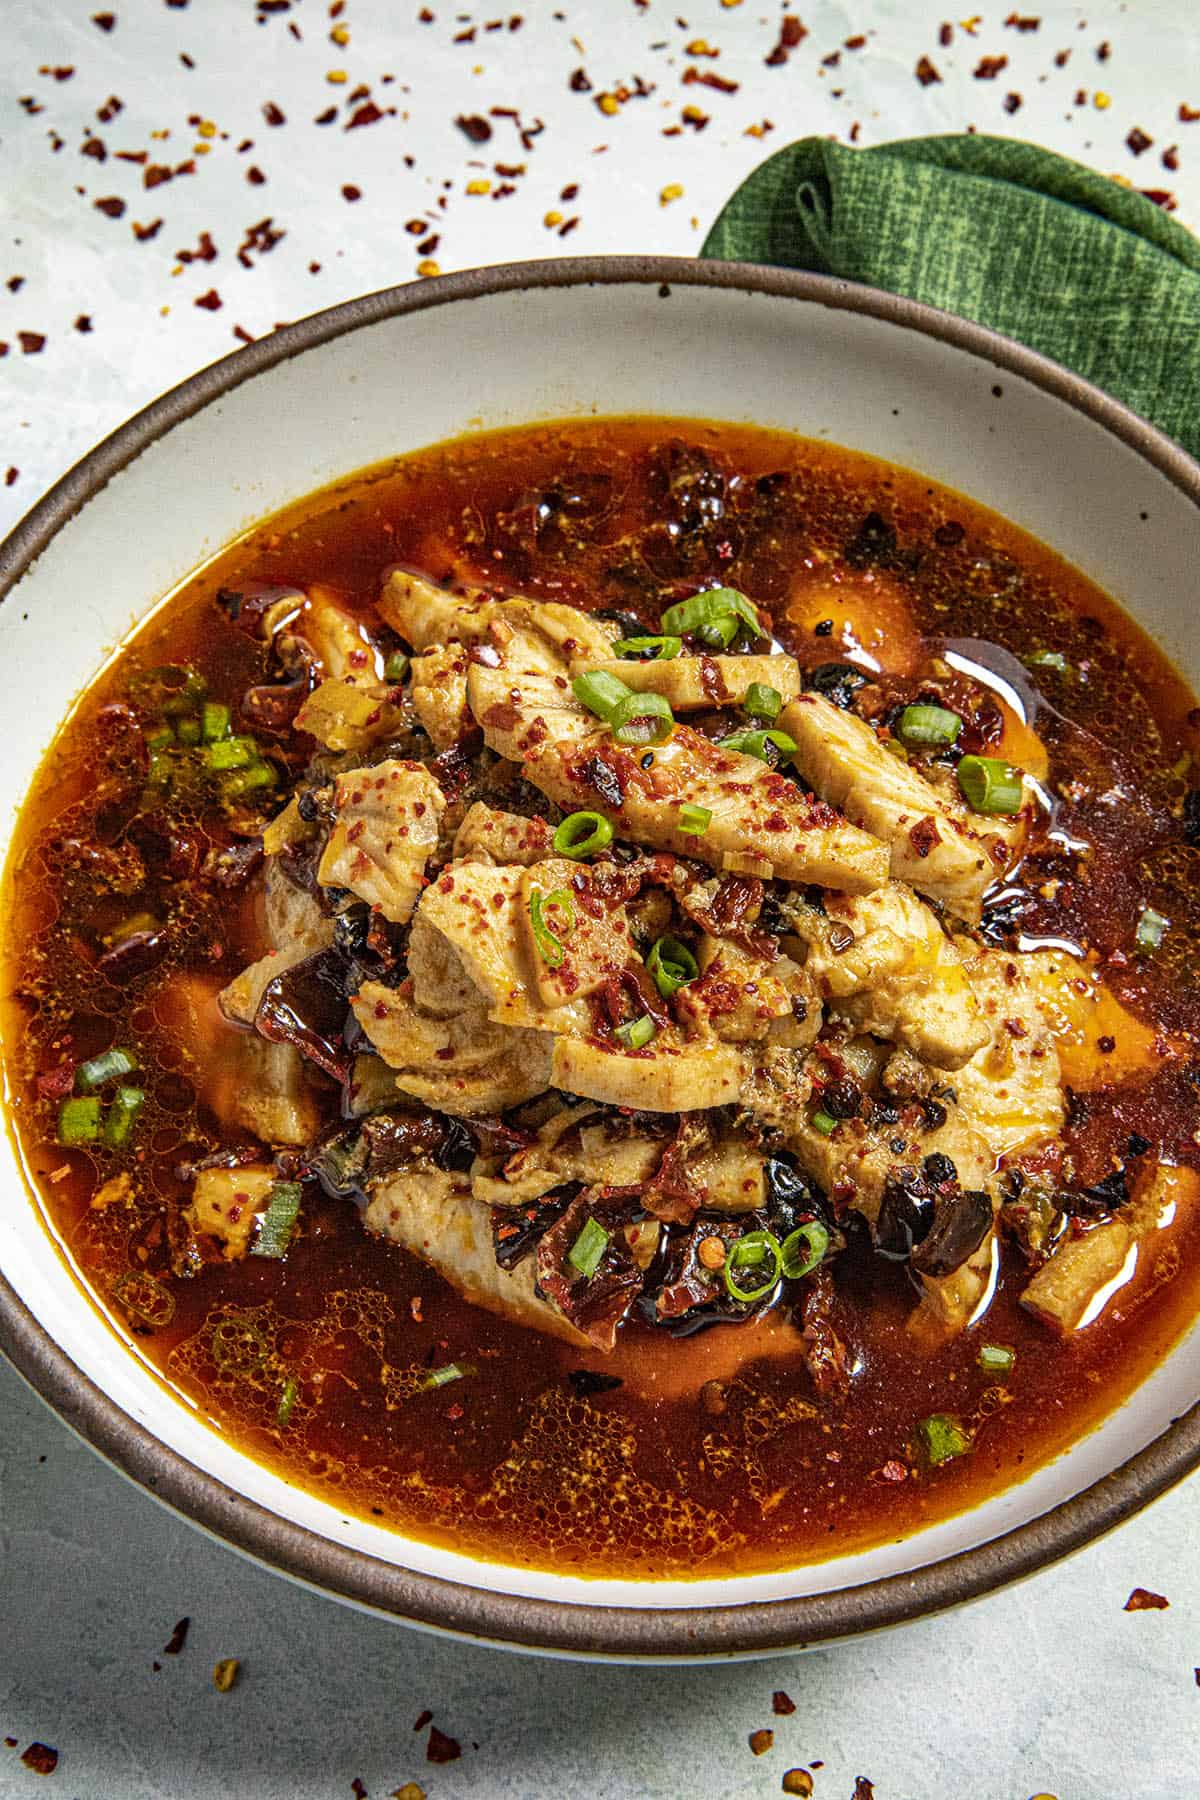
[3,418,1199,1579]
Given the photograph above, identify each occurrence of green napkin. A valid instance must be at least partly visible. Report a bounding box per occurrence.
[701,134,1200,462]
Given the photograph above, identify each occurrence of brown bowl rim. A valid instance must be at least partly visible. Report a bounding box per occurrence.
[3,254,1200,1660]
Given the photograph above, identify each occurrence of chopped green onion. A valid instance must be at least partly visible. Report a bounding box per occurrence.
[572,669,632,722]
[201,701,231,742]
[553,811,614,859]
[696,614,739,650]
[677,802,712,836]
[780,1221,830,1281]
[145,725,175,752]
[978,1343,1015,1374]
[1025,649,1070,674]
[146,751,172,789]
[1135,906,1168,953]
[743,682,783,721]
[419,1360,477,1391]
[611,634,682,661]
[206,735,259,771]
[647,935,699,999]
[918,1413,973,1466]
[610,689,675,746]
[529,886,575,968]
[615,1013,657,1050]
[723,1228,782,1304]
[111,1270,175,1329]
[211,1315,268,1373]
[810,1109,838,1137]
[717,727,797,763]
[76,1047,139,1093]
[567,1218,610,1280]
[176,715,202,747]
[276,1376,300,1427]
[57,1096,102,1146]
[956,755,1024,815]
[881,737,910,762]
[383,650,410,683]
[102,1086,145,1149]
[898,703,961,748]
[660,586,765,645]
[251,1181,302,1259]
[221,763,278,802]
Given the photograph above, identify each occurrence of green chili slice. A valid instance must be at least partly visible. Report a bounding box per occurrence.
[978,1343,1015,1374]
[956,754,1024,815]
[898,703,961,747]
[610,690,675,746]
[723,1228,782,1304]
[102,1086,145,1149]
[918,1413,973,1466]
[677,802,712,836]
[647,935,699,999]
[220,763,278,803]
[201,701,231,742]
[780,1221,831,1281]
[111,1270,176,1329]
[553,811,614,859]
[1135,906,1168,953]
[660,586,765,644]
[206,735,260,771]
[743,682,782,721]
[572,669,632,722]
[383,650,411,683]
[567,1218,610,1279]
[251,1181,303,1259]
[76,1047,139,1093]
[529,887,575,968]
[211,1315,268,1374]
[615,1013,657,1050]
[717,728,797,763]
[611,634,682,661]
[419,1360,478,1391]
[58,1097,102,1146]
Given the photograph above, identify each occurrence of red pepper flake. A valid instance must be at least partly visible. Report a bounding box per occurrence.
[569,67,592,92]
[94,195,126,218]
[341,183,362,201]
[81,136,107,161]
[453,24,476,41]
[682,66,739,93]
[852,1783,876,1800]
[194,287,222,310]
[413,1710,433,1732]
[347,100,384,129]
[765,14,806,66]
[237,217,285,265]
[915,55,942,85]
[772,1690,796,1715]
[845,33,866,48]
[456,112,492,142]
[97,93,123,121]
[1139,189,1178,211]
[40,64,76,80]
[144,163,172,188]
[163,1615,191,1654]
[1003,91,1022,113]
[876,1458,909,1482]
[1124,1587,1169,1611]
[1004,11,1040,27]
[18,331,46,354]
[132,218,163,240]
[1126,126,1153,156]
[1180,103,1200,123]
[1163,145,1180,172]
[351,1782,367,1800]
[426,1727,461,1764]
[419,4,433,16]
[1095,38,1111,60]
[247,164,266,184]
[749,1729,774,1756]
[974,54,1008,78]
[262,101,286,126]
[93,7,116,22]
[176,229,217,264]
[938,20,952,43]
[20,1744,58,1777]
[232,324,255,344]
[5,466,19,488]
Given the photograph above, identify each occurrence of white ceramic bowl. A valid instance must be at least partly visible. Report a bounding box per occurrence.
[3,258,1200,1659]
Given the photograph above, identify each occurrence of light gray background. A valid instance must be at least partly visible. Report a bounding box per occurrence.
[3,2,1199,1795]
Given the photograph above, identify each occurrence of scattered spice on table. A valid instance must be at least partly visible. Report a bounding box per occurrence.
[1125,1587,1170,1611]
[749,1728,774,1756]
[162,1616,191,1654]
[773,1690,797,1715]
[212,1658,241,1692]
[781,1774,813,1798]
[425,1725,461,1764]
[20,1744,58,1776]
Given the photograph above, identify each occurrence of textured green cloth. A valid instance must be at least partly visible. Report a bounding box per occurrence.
[701,134,1200,461]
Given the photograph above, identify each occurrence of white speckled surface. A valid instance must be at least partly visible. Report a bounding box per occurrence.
[3,2,1200,1795]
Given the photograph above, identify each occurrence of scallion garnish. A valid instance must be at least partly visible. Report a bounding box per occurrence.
[419,1360,477,1390]
[610,690,675,747]
[383,650,411,683]
[76,1047,139,1093]
[956,754,1024,815]
[615,1013,656,1050]
[211,1315,268,1373]
[145,725,174,752]
[647,935,699,1000]
[743,682,782,721]
[276,1376,300,1427]
[1135,906,1168,953]
[553,811,614,859]
[723,1228,782,1304]
[102,1086,145,1149]
[978,1343,1015,1374]
[572,668,632,722]
[898,703,961,748]
[206,735,260,771]
[57,1096,102,1146]
[176,716,202,747]
[611,634,682,661]
[918,1413,973,1466]
[717,727,797,763]
[221,762,278,802]
[1025,649,1070,674]
[111,1269,175,1329]
[660,586,764,646]
[201,701,231,742]
[251,1180,302,1259]
[529,886,575,968]
[567,1217,610,1280]
[677,802,712,836]
[780,1221,830,1281]
[810,1108,838,1137]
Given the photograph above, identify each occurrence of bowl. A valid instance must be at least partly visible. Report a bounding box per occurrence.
[3,256,1200,1660]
